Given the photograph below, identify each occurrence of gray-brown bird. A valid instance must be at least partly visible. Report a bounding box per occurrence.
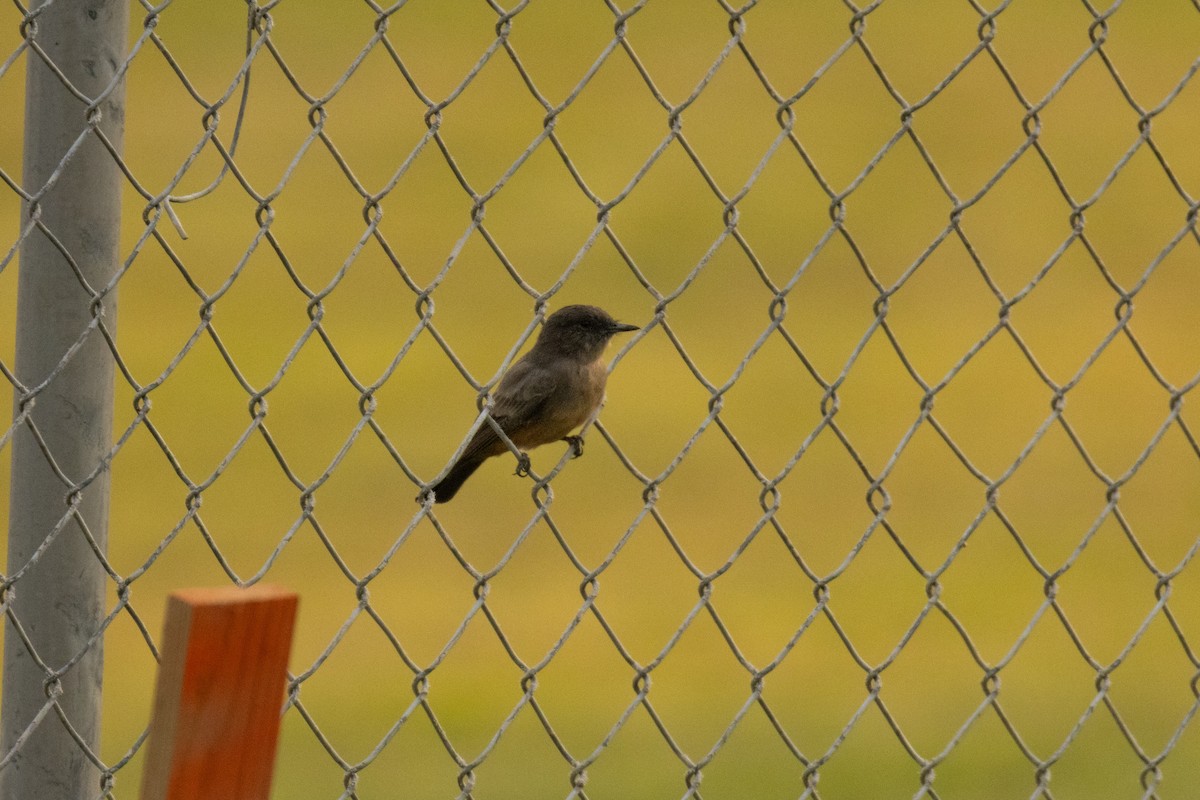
[426,305,639,503]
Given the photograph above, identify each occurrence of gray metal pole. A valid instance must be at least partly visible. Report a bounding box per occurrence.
[1,2,127,798]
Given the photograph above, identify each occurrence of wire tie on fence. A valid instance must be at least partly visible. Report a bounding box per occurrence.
[828,198,846,224]
[414,290,434,320]
[248,396,268,422]
[848,10,868,36]
[1050,390,1066,413]
[667,105,684,133]
[775,102,796,131]
[362,198,383,226]
[532,482,554,513]
[767,294,786,322]
[457,769,476,794]
[872,293,890,318]
[200,104,220,132]
[813,582,830,604]
[306,299,324,323]
[307,103,327,130]
[494,9,516,37]
[612,10,631,39]
[255,201,274,228]
[997,296,1016,323]
[422,106,442,129]
[977,13,998,42]
[65,488,85,510]
[819,387,838,418]
[1140,764,1164,792]
[1021,110,1041,138]
[358,392,377,416]
[296,488,315,517]
[1114,295,1134,324]
[759,484,781,513]
[866,482,890,516]
[1087,14,1111,45]
[18,9,38,39]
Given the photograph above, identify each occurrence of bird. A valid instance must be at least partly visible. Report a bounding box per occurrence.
[424,305,639,503]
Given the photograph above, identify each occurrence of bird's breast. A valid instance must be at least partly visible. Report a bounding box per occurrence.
[513,358,607,448]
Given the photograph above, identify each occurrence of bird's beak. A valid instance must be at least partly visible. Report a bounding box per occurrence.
[612,322,640,333]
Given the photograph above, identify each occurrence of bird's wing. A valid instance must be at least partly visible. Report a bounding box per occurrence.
[490,358,561,429]
[459,358,560,460]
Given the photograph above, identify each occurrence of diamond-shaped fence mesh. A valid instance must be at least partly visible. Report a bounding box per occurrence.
[2,1,1200,798]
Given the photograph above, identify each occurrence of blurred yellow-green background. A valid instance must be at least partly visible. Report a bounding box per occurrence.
[2,1,1200,798]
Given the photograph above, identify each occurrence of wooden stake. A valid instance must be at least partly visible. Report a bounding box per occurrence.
[139,585,298,800]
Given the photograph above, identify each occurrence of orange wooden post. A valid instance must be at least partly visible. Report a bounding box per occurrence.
[139,585,299,800]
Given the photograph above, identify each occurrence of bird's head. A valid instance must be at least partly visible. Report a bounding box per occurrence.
[533,304,639,360]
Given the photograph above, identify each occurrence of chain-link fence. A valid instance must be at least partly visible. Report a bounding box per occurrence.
[2,1,1200,798]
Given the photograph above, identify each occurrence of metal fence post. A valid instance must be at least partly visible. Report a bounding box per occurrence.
[1,1,127,797]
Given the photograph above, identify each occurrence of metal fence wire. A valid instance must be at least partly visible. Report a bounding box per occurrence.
[2,1,1200,798]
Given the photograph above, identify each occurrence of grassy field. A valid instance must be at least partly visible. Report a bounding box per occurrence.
[2,2,1200,798]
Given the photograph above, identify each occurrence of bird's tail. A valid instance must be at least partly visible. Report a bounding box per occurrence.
[429,456,485,503]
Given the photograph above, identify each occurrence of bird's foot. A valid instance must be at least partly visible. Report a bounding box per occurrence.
[514,452,532,477]
[563,435,585,458]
